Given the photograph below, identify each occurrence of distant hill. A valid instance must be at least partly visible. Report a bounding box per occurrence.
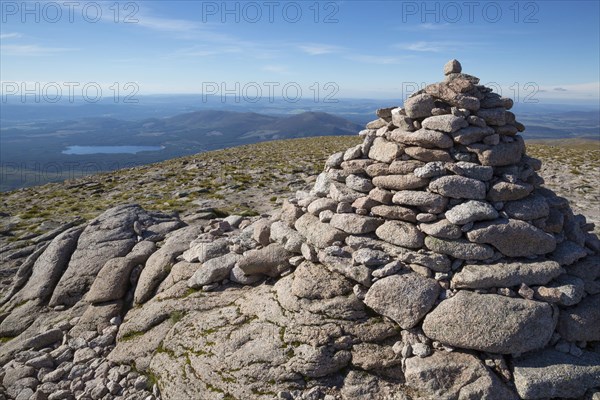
[241,111,361,139]
[0,110,362,191]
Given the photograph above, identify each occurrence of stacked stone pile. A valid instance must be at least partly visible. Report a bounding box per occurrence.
[207,59,598,398]
[1,60,599,400]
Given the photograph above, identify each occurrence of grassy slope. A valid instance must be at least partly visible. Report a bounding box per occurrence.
[0,136,361,244]
[1,136,599,246]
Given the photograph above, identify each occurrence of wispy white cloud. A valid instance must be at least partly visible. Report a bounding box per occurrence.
[298,43,342,55]
[507,82,599,99]
[122,7,279,60]
[554,82,598,91]
[1,44,78,56]
[48,1,199,34]
[394,40,479,53]
[346,54,415,65]
[172,45,243,57]
[544,82,599,95]
[394,22,453,32]
[261,65,289,74]
[417,23,451,30]
[135,15,198,33]
[394,41,448,52]
[0,32,22,40]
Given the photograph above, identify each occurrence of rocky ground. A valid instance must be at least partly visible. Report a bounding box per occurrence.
[1,135,598,258]
[0,134,599,400]
[0,137,359,294]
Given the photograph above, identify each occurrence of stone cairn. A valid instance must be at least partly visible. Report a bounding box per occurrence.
[275,59,600,344]
[1,60,599,400]
[206,59,597,398]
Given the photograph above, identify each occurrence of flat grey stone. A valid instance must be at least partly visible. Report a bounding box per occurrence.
[404,147,453,162]
[422,291,556,354]
[451,125,495,145]
[86,257,143,304]
[419,219,462,239]
[270,221,304,253]
[533,274,585,307]
[341,159,375,176]
[425,236,494,260]
[468,137,525,167]
[325,152,344,168]
[451,260,564,289]
[512,349,600,399]
[446,161,494,181]
[311,172,331,197]
[568,254,600,285]
[405,350,518,400]
[476,108,507,126]
[352,248,390,267]
[413,161,447,179]
[557,294,600,342]
[368,137,402,163]
[330,182,364,203]
[404,94,435,118]
[295,214,347,249]
[182,238,229,263]
[318,252,372,287]
[50,205,175,306]
[429,176,486,200]
[550,240,587,266]
[229,265,262,285]
[345,174,374,193]
[467,219,556,257]
[375,221,424,249]
[421,115,468,133]
[487,181,534,202]
[364,273,439,329]
[445,200,498,225]
[372,175,429,191]
[251,219,271,246]
[399,251,451,272]
[388,160,424,174]
[237,244,291,277]
[391,107,414,130]
[392,191,448,214]
[134,225,205,304]
[188,253,241,288]
[389,129,453,149]
[307,198,338,216]
[370,205,417,222]
[504,195,550,220]
[329,214,383,235]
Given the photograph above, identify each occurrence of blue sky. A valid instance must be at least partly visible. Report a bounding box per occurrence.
[1,0,599,103]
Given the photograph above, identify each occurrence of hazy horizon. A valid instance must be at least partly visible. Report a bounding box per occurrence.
[2,1,599,103]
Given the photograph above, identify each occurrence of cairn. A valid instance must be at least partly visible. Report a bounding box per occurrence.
[219,60,600,398]
[177,60,599,399]
[1,60,598,400]
[214,59,599,398]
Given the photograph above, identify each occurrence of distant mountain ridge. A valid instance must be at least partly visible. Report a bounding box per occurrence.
[0,110,362,191]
